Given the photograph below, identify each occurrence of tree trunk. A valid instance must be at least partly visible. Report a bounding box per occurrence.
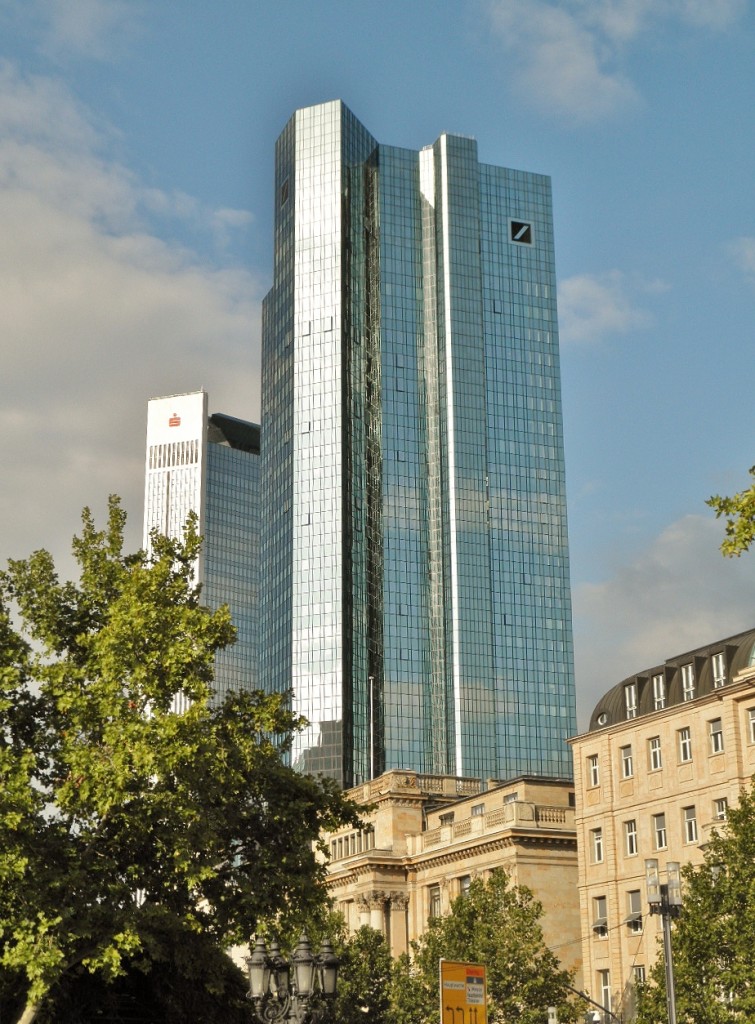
[15,1004,42,1024]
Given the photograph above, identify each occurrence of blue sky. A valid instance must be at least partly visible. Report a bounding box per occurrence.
[1,0,754,726]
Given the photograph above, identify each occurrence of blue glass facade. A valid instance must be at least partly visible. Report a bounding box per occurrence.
[260,101,575,786]
[204,434,260,701]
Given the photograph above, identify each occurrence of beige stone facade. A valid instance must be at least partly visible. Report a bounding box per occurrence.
[324,770,581,982]
[570,628,755,1021]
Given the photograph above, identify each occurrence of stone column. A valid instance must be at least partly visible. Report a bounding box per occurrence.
[388,892,409,957]
[369,891,386,932]
[357,895,371,929]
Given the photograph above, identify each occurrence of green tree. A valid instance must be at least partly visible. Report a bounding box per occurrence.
[393,869,578,1024]
[707,466,755,556]
[333,925,392,1024]
[636,781,755,1024]
[0,498,360,1024]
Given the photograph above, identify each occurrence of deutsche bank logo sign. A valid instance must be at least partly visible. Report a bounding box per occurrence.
[509,219,533,245]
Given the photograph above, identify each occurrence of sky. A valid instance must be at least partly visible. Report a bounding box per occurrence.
[1,0,754,729]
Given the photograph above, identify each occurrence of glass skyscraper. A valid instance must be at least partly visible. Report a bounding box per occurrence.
[143,390,260,704]
[260,100,576,787]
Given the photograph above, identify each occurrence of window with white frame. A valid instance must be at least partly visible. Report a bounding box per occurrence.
[626,889,643,934]
[713,797,728,821]
[633,965,646,984]
[471,803,485,816]
[749,708,755,744]
[652,673,666,710]
[653,812,667,850]
[588,754,600,787]
[620,744,634,779]
[709,717,724,754]
[428,885,441,919]
[592,895,608,938]
[624,819,638,856]
[649,736,662,771]
[459,875,471,897]
[711,652,726,688]
[592,827,604,863]
[598,969,612,1012]
[625,682,638,719]
[681,663,695,701]
[678,726,693,763]
[683,806,698,843]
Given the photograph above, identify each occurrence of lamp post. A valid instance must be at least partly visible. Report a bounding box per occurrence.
[645,859,682,1024]
[246,932,340,1024]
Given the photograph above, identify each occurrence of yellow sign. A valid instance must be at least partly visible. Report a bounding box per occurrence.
[439,959,488,1024]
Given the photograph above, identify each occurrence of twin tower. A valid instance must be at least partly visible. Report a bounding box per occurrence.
[145,100,576,788]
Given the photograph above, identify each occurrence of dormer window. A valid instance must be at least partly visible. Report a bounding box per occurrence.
[652,673,666,710]
[712,652,726,689]
[681,664,695,701]
[625,682,638,719]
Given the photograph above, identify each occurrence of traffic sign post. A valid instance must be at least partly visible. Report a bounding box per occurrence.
[439,960,488,1024]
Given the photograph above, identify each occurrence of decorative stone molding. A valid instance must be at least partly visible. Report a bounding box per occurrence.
[368,891,388,910]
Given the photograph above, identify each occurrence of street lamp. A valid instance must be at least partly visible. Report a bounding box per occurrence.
[645,859,682,1024]
[247,932,340,1024]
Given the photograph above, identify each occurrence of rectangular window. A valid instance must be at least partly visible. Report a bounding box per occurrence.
[682,663,695,701]
[588,754,600,787]
[633,965,646,984]
[592,895,608,938]
[598,969,612,1012]
[652,673,666,710]
[683,806,698,843]
[620,745,634,779]
[712,652,726,688]
[649,736,662,771]
[626,889,643,934]
[749,708,755,744]
[471,803,485,816]
[592,828,604,864]
[625,682,638,719]
[653,813,667,850]
[624,819,638,857]
[459,875,471,897]
[428,885,441,919]
[678,726,693,763]
[713,797,728,821]
[709,717,724,754]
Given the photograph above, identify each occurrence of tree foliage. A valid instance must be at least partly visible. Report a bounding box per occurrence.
[707,466,755,556]
[391,870,578,1024]
[636,781,755,1024]
[0,498,361,1024]
[333,925,393,1024]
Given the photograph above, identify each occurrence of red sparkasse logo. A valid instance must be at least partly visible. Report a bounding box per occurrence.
[168,413,181,427]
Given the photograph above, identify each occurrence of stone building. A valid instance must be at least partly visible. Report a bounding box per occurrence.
[324,769,581,981]
[570,627,755,1021]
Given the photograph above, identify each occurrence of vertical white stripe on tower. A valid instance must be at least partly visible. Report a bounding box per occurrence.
[438,135,463,776]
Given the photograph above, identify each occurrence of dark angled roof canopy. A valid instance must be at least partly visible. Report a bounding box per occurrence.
[208,413,260,454]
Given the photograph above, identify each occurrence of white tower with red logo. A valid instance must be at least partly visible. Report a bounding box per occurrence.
[143,390,261,701]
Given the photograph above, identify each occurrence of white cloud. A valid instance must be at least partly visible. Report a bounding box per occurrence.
[675,0,747,30]
[729,236,755,283]
[572,515,755,728]
[486,0,746,122]
[557,270,655,345]
[0,63,262,578]
[487,0,637,122]
[39,0,145,60]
